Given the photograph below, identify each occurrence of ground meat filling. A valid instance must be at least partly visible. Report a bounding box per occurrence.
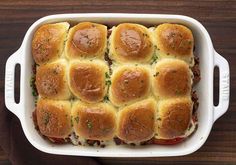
[191,57,201,85]
[192,90,199,114]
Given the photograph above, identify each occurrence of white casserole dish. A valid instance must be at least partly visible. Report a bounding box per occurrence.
[5,13,230,157]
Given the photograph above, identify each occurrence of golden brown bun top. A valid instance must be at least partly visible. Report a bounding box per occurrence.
[65,22,107,59]
[110,23,154,63]
[71,102,116,140]
[153,59,192,99]
[36,59,70,99]
[157,97,193,139]
[69,60,108,103]
[32,22,69,65]
[110,65,150,106]
[155,23,194,57]
[36,98,72,138]
[117,98,156,143]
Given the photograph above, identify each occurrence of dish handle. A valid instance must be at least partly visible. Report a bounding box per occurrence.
[5,49,22,119]
[213,51,230,122]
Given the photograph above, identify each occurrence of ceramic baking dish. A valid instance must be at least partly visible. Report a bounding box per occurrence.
[5,13,230,157]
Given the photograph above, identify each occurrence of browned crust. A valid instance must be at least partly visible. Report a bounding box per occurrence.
[110,66,150,105]
[32,23,69,65]
[111,23,154,62]
[66,22,107,58]
[72,103,116,140]
[36,61,70,99]
[155,23,194,57]
[117,99,155,143]
[69,62,106,103]
[157,98,192,139]
[153,59,191,99]
[36,99,72,138]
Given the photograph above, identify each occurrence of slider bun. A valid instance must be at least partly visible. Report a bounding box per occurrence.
[117,98,156,143]
[156,97,193,139]
[32,22,69,65]
[153,59,191,100]
[36,59,71,99]
[65,22,107,59]
[109,65,150,106]
[71,102,116,140]
[36,98,72,138]
[109,23,154,63]
[155,23,194,65]
[68,60,108,103]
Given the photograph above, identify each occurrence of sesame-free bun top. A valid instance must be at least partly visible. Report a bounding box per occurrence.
[109,23,154,63]
[154,23,194,65]
[65,22,107,59]
[109,65,151,106]
[36,59,71,100]
[68,60,108,103]
[156,97,193,139]
[153,59,192,100]
[117,98,156,143]
[36,98,72,138]
[71,102,117,140]
[32,22,69,65]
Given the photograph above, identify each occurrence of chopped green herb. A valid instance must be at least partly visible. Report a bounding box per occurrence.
[105,72,110,79]
[103,95,109,102]
[86,120,93,129]
[153,72,159,77]
[105,80,111,86]
[32,90,37,97]
[142,33,148,37]
[150,54,158,65]
[43,112,50,125]
[70,116,73,127]
[74,116,79,123]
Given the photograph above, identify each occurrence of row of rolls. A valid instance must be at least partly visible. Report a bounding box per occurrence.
[32,21,198,145]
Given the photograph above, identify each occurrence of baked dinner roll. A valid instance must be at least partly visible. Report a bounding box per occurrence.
[109,23,154,63]
[154,23,194,65]
[156,97,193,139]
[117,98,156,143]
[68,60,108,103]
[36,98,72,138]
[109,65,151,106]
[72,102,116,140]
[153,59,192,100]
[36,59,71,99]
[65,22,107,59]
[32,22,69,65]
